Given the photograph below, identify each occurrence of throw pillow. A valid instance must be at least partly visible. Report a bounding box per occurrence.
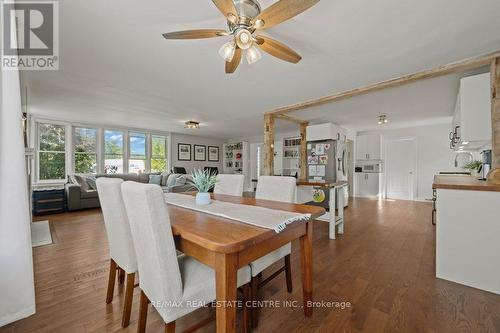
[166,174,179,187]
[161,172,170,186]
[174,175,186,186]
[149,174,162,185]
[74,175,90,191]
[86,176,97,190]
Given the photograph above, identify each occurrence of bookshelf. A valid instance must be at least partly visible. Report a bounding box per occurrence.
[282,136,301,177]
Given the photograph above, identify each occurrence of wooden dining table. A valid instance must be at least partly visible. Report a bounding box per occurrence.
[166,193,325,333]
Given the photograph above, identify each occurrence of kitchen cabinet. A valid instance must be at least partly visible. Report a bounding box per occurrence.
[449,72,491,150]
[356,134,381,160]
[435,183,500,295]
[306,123,348,142]
[355,173,380,197]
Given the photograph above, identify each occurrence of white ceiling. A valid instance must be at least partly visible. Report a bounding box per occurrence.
[22,0,500,138]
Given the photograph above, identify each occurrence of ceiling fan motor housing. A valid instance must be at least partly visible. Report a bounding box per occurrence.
[234,0,261,24]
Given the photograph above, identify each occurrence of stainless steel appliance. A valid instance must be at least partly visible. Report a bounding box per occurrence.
[306,139,348,208]
[358,161,383,173]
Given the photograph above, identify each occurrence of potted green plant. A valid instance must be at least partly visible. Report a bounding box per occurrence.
[464,160,482,178]
[191,168,217,205]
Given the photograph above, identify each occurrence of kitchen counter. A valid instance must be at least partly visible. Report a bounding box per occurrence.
[296,180,348,188]
[434,174,500,295]
[432,174,500,192]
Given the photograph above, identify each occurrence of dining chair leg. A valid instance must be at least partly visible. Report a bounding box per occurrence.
[250,276,259,329]
[122,272,136,327]
[118,267,125,285]
[284,255,293,293]
[106,259,117,304]
[137,290,150,333]
[165,321,176,333]
[242,284,251,333]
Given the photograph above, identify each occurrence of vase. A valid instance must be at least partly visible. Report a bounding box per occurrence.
[195,192,211,205]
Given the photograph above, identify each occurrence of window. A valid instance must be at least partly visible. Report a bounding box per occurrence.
[74,127,97,174]
[151,135,168,172]
[104,130,124,174]
[38,123,66,180]
[128,132,146,174]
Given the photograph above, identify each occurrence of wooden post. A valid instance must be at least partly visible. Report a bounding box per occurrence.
[263,114,275,176]
[488,57,500,184]
[299,122,308,180]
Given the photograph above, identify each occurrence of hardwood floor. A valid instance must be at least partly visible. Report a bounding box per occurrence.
[2,198,500,333]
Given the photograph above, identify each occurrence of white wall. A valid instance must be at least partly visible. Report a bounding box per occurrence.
[359,123,472,200]
[170,133,224,174]
[0,63,36,325]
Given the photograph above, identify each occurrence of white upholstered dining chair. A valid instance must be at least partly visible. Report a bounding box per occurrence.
[214,174,245,196]
[95,177,137,328]
[120,181,252,333]
[251,176,296,327]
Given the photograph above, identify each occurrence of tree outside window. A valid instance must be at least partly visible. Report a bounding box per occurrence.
[151,135,168,172]
[38,123,66,180]
[74,127,97,174]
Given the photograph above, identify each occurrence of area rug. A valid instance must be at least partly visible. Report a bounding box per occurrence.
[31,221,53,247]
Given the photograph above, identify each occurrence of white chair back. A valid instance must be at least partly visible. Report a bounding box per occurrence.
[120,181,183,304]
[214,174,245,196]
[255,176,296,203]
[96,177,137,273]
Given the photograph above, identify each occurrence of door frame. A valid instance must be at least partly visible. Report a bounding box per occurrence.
[384,136,418,201]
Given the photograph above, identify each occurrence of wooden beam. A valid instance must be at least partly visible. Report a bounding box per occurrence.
[263,114,275,176]
[488,57,500,184]
[274,114,309,125]
[266,51,500,116]
[299,123,307,180]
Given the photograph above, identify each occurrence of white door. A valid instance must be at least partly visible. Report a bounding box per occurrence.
[386,138,417,200]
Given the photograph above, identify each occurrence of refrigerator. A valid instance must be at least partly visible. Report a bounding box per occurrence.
[306,139,349,209]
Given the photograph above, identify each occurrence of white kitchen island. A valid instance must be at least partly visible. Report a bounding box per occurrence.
[297,180,348,240]
[433,175,500,295]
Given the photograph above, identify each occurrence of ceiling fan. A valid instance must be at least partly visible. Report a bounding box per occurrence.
[162,0,320,74]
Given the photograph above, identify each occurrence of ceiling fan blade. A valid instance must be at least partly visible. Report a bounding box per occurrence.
[225,48,242,74]
[254,0,320,29]
[212,0,238,18]
[256,35,302,63]
[162,29,228,40]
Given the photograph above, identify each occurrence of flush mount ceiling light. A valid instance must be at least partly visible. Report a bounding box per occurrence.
[185,121,200,129]
[162,0,320,74]
[378,115,388,125]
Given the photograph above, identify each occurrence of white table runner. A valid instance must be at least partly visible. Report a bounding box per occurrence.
[164,193,311,233]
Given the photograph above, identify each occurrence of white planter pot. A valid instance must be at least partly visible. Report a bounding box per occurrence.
[195,192,211,205]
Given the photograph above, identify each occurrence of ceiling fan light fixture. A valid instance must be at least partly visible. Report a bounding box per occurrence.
[235,29,253,49]
[246,45,262,64]
[378,115,388,125]
[185,121,200,129]
[218,40,236,62]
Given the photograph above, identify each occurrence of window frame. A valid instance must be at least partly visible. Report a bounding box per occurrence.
[150,134,168,173]
[127,131,148,174]
[73,126,98,175]
[32,117,171,185]
[103,128,126,175]
[36,120,69,184]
